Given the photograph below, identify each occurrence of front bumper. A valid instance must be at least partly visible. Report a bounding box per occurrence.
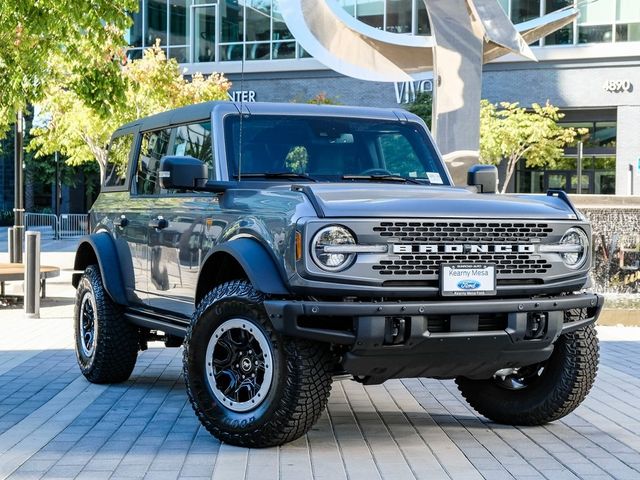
[264,292,604,383]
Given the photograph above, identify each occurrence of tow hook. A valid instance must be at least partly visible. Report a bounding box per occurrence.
[384,317,408,345]
[525,312,548,340]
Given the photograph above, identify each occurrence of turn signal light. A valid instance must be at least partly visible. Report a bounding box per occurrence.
[295,231,303,261]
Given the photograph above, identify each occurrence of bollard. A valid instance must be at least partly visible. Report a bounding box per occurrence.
[8,227,15,263]
[12,225,24,264]
[24,231,41,318]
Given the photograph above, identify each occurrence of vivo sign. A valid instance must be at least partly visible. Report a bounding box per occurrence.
[394,80,434,104]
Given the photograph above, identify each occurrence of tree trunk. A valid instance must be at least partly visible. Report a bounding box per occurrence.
[500,156,519,194]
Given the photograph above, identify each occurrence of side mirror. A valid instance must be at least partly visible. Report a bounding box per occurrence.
[467,164,498,194]
[159,156,208,190]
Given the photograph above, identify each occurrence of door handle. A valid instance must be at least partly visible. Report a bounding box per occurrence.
[114,215,129,228]
[150,216,169,230]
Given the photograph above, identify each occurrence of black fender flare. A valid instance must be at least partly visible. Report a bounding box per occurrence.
[200,238,290,297]
[72,232,128,306]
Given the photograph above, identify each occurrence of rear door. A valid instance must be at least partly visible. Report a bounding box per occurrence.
[102,127,149,306]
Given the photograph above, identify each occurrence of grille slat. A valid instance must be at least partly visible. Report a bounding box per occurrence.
[372,221,553,278]
[373,221,552,243]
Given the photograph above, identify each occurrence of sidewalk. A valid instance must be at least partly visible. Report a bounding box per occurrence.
[0,299,640,479]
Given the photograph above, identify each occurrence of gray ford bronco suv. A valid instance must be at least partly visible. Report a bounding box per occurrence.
[73,101,603,448]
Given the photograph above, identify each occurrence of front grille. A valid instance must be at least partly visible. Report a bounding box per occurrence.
[372,221,554,278]
[374,254,552,276]
[373,221,553,243]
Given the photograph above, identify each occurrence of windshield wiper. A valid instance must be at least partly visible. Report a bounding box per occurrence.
[342,174,428,185]
[234,172,318,182]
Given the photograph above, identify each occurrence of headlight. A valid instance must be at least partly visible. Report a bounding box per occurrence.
[560,228,589,269]
[311,226,356,272]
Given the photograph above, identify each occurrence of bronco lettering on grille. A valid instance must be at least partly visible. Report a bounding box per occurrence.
[392,244,536,254]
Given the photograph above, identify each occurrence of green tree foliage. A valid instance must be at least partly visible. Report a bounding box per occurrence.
[0,0,137,134]
[479,100,585,193]
[307,92,340,105]
[30,43,231,179]
[292,92,341,105]
[406,91,433,128]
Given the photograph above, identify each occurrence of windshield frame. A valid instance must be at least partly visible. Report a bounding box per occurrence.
[222,113,452,186]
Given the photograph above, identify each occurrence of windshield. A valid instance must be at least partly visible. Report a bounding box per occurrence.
[224,115,449,185]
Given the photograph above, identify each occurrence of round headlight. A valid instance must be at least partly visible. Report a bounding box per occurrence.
[560,228,589,269]
[311,226,356,272]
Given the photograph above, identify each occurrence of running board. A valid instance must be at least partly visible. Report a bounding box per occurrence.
[124,308,189,338]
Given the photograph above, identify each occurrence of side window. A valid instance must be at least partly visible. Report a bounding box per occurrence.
[172,122,214,177]
[379,133,423,177]
[104,134,134,188]
[135,128,172,195]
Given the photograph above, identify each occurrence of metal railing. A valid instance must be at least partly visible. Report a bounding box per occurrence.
[25,213,89,240]
[58,214,89,238]
[24,213,58,239]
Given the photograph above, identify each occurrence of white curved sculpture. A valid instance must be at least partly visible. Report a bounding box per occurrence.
[279,0,578,184]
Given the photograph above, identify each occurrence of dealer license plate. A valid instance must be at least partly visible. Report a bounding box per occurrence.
[440,264,496,296]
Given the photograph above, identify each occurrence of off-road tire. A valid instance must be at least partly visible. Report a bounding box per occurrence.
[456,324,599,425]
[183,280,334,448]
[74,265,139,383]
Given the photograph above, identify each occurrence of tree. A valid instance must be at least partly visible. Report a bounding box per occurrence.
[307,92,340,105]
[0,0,136,134]
[479,100,585,194]
[407,91,433,128]
[30,43,231,179]
[291,92,341,105]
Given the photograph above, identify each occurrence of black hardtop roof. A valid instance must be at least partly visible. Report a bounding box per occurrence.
[112,101,421,138]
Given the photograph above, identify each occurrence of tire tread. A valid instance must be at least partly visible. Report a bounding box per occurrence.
[75,265,138,384]
[183,280,334,448]
[456,324,599,425]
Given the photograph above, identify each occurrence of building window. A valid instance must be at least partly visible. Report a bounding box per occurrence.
[127,0,144,47]
[386,0,413,33]
[544,0,574,45]
[169,0,189,62]
[516,119,617,195]
[146,0,168,47]
[575,0,640,44]
[511,0,541,23]
[356,0,384,29]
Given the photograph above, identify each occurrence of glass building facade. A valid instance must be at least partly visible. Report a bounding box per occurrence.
[126,0,640,64]
[499,0,640,45]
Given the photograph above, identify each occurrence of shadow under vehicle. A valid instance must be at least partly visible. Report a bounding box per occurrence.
[72,102,603,448]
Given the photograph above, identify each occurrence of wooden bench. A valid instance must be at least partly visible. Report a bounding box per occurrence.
[0,263,61,298]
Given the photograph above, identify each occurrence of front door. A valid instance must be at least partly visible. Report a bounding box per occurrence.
[146,120,218,317]
[191,4,217,63]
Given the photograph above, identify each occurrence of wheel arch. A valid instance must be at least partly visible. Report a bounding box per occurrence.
[72,233,128,306]
[195,238,290,305]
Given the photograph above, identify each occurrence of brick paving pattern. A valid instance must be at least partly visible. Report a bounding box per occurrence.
[0,306,639,479]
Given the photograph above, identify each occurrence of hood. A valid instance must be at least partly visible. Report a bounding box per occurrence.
[297,184,578,220]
